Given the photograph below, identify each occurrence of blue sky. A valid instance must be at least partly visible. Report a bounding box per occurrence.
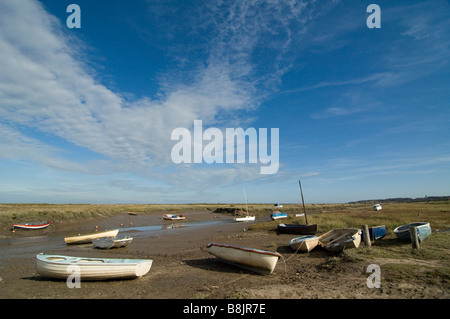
[0,0,449,204]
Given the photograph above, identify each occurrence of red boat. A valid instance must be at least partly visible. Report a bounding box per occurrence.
[13,221,52,230]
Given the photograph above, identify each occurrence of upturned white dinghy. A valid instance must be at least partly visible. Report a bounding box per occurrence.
[92,236,133,249]
[289,235,319,253]
[64,229,119,245]
[35,253,153,280]
[206,243,282,275]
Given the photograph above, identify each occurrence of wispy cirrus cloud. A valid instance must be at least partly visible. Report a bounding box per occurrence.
[0,0,320,201]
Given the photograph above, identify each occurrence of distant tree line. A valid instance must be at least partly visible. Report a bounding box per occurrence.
[349,196,450,204]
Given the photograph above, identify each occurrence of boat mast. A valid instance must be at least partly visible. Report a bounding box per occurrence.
[244,188,249,216]
[299,179,309,225]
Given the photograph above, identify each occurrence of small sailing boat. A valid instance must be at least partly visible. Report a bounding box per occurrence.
[277,180,318,234]
[234,189,255,222]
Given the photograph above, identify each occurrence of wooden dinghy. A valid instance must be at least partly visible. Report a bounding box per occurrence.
[277,223,317,235]
[64,229,119,245]
[271,211,288,220]
[162,214,186,221]
[13,221,52,230]
[318,228,361,252]
[35,253,152,280]
[289,235,319,253]
[394,222,431,242]
[92,235,133,249]
[206,243,282,275]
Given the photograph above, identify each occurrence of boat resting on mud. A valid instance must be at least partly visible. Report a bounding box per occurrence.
[35,253,152,280]
[64,229,119,245]
[13,221,52,230]
[394,222,431,242]
[277,223,317,235]
[206,243,282,275]
[271,211,288,220]
[92,236,133,249]
[162,214,186,221]
[318,228,361,252]
[289,235,319,253]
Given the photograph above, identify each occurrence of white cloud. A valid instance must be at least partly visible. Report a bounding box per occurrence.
[0,0,319,200]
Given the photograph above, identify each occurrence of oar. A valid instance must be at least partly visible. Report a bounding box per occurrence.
[298,179,308,225]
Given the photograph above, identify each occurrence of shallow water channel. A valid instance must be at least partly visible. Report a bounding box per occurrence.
[0,218,232,267]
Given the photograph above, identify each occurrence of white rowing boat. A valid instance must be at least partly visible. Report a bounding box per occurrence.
[162,214,186,221]
[92,236,133,249]
[35,253,153,280]
[289,235,319,253]
[206,243,282,275]
[64,229,119,245]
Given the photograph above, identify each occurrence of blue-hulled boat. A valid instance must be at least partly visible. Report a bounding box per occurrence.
[394,222,431,242]
[362,225,387,241]
[271,211,288,220]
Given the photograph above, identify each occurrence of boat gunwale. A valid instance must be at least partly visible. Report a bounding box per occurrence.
[289,235,319,245]
[36,254,152,266]
[13,221,52,228]
[207,243,282,258]
[394,222,430,234]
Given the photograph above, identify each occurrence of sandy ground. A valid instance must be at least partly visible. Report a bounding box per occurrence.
[0,210,448,301]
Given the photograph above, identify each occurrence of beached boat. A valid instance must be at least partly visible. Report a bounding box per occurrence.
[289,235,319,253]
[162,214,186,221]
[64,229,119,245]
[277,223,318,235]
[206,243,282,275]
[318,228,361,252]
[13,221,52,230]
[234,188,255,222]
[35,253,152,280]
[394,222,431,242]
[234,215,256,222]
[362,225,387,242]
[271,211,288,220]
[92,236,133,249]
[274,203,283,208]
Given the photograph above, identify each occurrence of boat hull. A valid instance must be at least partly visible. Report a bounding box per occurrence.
[394,222,431,242]
[35,254,153,280]
[289,235,319,252]
[162,214,186,221]
[92,236,133,249]
[206,243,281,275]
[362,225,387,241]
[64,229,119,245]
[271,212,288,220]
[13,221,52,230]
[318,228,361,252]
[277,223,317,235]
[234,216,255,222]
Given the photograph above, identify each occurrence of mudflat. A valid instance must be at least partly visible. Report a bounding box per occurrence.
[0,209,448,299]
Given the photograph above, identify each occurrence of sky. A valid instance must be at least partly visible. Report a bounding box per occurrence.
[0,0,449,204]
